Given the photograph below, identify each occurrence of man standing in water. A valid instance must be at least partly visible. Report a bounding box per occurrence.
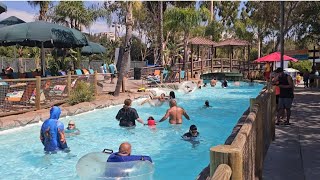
[158,100,190,124]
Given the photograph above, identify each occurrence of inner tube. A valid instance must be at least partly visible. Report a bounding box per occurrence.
[179,81,197,93]
[76,152,154,179]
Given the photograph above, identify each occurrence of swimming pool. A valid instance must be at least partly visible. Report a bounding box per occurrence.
[0,82,263,180]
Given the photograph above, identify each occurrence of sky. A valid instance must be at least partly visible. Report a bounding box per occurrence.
[0,1,118,35]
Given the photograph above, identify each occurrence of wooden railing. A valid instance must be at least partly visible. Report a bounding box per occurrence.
[0,72,117,116]
[197,86,276,180]
[211,164,232,180]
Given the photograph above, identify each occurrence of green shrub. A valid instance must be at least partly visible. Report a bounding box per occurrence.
[289,60,312,72]
[68,81,95,105]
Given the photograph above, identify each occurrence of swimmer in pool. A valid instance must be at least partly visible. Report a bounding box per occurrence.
[141,93,167,106]
[144,116,157,126]
[204,100,211,108]
[182,125,199,139]
[65,120,80,136]
[158,100,190,124]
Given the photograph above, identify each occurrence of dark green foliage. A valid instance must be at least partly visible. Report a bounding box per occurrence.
[289,61,312,73]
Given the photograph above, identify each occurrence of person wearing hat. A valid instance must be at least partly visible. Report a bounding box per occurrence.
[182,125,199,139]
[274,67,294,125]
[65,120,80,136]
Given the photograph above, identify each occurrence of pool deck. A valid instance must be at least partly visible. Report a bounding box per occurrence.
[263,86,320,180]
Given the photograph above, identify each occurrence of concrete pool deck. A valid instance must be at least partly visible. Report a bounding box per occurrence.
[263,87,320,180]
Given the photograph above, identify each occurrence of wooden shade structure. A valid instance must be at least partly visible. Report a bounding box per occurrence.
[214,38,250,71]
[188,37,216,78]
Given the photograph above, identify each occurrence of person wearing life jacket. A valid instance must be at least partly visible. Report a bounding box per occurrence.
[144,116,156,126]
[40,106,69,153]
[107,142,152,163]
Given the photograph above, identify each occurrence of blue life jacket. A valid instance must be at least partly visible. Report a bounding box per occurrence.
[40,106,68,152]
[107,153,152,163]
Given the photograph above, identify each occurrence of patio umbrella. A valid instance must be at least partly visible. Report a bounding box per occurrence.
[0,2,7,14]
[254,52,298,63]
[81,41,106,55]
[0,21,88,76]
[0,16,26,28]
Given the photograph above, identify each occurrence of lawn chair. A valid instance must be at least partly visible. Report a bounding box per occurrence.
[162,69,169,81]
[89,69,94,74]
[82,69,90,75]
[5,81,36,107]
[75,69,83,75]
[58,71,66,76]
[49,85,67,96]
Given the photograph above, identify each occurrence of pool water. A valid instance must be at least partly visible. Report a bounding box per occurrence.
[0,82,263,180]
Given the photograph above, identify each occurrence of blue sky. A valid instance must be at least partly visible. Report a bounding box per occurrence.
[0,1,115,34]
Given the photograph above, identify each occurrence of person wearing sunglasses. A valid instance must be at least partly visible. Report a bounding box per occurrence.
[182,125,199,139]
[65,120,80,136]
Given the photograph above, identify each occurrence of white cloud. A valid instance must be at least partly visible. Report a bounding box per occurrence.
[0,8,36,22]
[0,8,123,37]
[83,20,111,34]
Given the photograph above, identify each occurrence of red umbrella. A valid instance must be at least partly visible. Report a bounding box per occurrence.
[254,52,298,63]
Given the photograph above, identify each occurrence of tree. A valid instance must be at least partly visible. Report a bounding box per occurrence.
[114,2,133,96]
[28,1,51,21]
[165,7,209,69]
[49,1,103,30]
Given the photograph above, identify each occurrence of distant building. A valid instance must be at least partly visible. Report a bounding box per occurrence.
[95,32,116,41]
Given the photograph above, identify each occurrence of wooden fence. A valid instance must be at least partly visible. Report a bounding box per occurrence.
[0,72,116,116]
[199,85,276,180]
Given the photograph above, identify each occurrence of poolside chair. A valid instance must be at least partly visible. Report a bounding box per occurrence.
[49,84,67,96]
[75,69,83,75]
[5,81,36,106]
[82,69,90,75]
[89,69,94,74]
[26,72,34,78]
[29,88,46,104]
[180,70,185,80]
[58,71,66,76]
[162,69,169,81]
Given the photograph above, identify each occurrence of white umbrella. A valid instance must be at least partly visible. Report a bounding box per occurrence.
[284,68,299,73]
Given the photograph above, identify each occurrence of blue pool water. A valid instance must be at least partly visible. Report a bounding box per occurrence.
[0,82,263,180]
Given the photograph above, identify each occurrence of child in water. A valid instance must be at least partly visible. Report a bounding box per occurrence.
[144,116,156,126]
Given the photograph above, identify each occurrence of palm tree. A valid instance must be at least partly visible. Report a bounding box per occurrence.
[50,1,101,31]
[114,2,133,96]
[28,1,51,21]
[165,7,209,70]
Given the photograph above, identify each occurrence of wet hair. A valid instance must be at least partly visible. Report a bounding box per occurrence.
[205,100,209,106]
[190,125,197,130]
[169,91,175,99]
[169,99,177,107]
[124,99,132,106]
[147,116,154,120]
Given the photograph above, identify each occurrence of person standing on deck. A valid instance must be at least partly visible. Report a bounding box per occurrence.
[274,68,294,125]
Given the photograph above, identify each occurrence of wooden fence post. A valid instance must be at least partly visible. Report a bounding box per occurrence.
[94,71,98,96]
[67,71,71,96]
[210,145,242,179]
[35,76,41,110]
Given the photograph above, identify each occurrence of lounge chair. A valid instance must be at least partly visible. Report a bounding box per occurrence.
[89,69,94,74]
[82,69,90,75]
[49,85,67,96]
[75,69,83,75]
[58,71,66,76]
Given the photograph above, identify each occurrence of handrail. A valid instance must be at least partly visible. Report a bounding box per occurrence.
[211,164,232,180]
